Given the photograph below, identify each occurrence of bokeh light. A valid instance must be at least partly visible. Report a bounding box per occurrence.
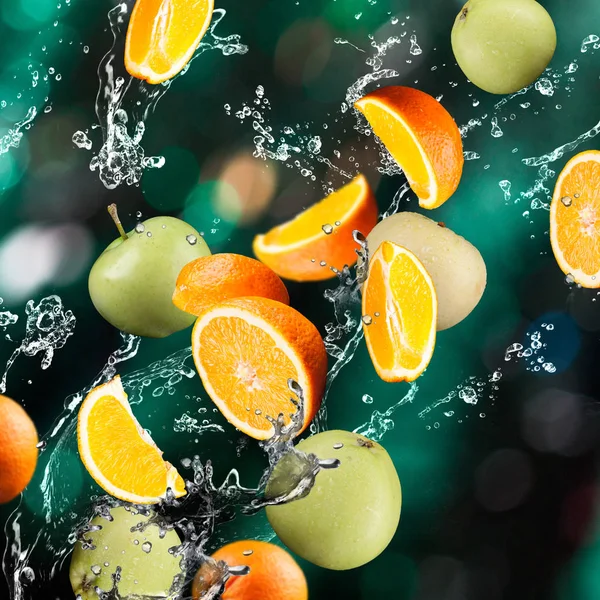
[1,0,58,32]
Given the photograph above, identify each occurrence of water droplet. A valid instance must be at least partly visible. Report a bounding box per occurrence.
[229,565,250,576]
[574,193,581,199]
[561,196,572,207]
[186,234,197,245]
[133,539,140,545]
[374,312,380,317]
[36,440,47,450]
[141,542,152,553]
[322,224,334,235]
[83,45,89,54]
[135,223,145,233]
[362,394,373,404]
[20,567,35,583]
[319,261,326,267]
[255,409,262,415]
[334,221,341,226]
[242,550,253,556]
[91,565,102,576]
[333,443,343,450]
[565,273,575,285]
[362,315,372,325]
[146,231,152,237]
[136,211,142,218]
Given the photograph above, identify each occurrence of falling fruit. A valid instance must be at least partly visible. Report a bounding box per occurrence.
[70,506,184,600]
[451,0,557,95]
[191,296,327,440]
[266,430,402,571]
[125,0,215,84]
[355,86,463,209]
[0,395,38,504]
[252,174,378,281]
[88,205,211,338]
[362,240,437,382]
[192,540,308,600]
[366,212,487,330]
[173,253,290,317]
[77,376,186,504]
[550,150,600,288]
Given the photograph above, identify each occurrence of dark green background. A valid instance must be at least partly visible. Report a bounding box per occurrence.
[2,0,600,598]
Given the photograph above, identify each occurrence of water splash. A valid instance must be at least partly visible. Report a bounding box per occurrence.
[0,296,75,394]
[74,5,248,189]
[0,108,37,156]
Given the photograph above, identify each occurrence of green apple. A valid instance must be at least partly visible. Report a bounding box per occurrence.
[89,205,210,337]
[266,430,402,570]
[451,0,557,95]
[69,506,184,599]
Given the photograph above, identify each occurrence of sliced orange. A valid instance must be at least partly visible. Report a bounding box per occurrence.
[125,0,214,85]
[550,150,600,288]
[362,241,437,382]
[173,254,290,317]
[77,376,186,504]
[253,174,378,282]
[192,297,327,440]
[354,86,463,210]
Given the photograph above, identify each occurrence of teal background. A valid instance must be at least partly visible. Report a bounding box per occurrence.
[2,0,600,598]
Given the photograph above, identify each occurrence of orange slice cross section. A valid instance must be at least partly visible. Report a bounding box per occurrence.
[355,86,464,210]
[362,241,437,382]
[192,297,327,440]
[253,174,378,282]
[77,376,186,504]
[125,0,214,85]
[550,150,600,288]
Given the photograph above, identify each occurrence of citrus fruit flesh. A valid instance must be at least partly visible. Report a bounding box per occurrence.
[550,150,600,288]
[355,87,463,209]
[70,506,184,600]
[362,240,437,382]
[366,212,487,330]
[173,253,289,317]
[0,395,38,504]
[452,0,556,95]
[253,174,378,281]
[192,297,327,440]
[266,430,401,571]
[77,376,186,504]
[125,0,215,84]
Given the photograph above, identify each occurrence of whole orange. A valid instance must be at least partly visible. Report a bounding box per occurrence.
[193,540,308,600]
[0,395,38,504]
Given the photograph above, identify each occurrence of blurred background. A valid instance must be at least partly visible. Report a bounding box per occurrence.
[2,0,600,598]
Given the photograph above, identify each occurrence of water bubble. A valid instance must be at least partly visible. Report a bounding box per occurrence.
[459,386,478,405]
[409,35,422,55]
[362,315,372,325]
[186,234,197,245]
[307,136,322,154]
[141,542,152,553]
[561,196,572,207]
[72,131,92,150]
[322,224,333,235]
[535,78,554,96]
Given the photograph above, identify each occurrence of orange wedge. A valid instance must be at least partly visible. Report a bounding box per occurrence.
[253,174,378,282]
[77,376,186,504]
[192,297,327,440]
[125,0,214,85]
[173,254,290,317]
[362,241,437,382]
[355,86,463,209]
[550,150,600,288]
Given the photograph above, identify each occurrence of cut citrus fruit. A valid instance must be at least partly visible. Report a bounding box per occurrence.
[77,376,186,504]
[362,240,437,382]
[354,86,463,210]
[173,254,290,317]
[550,150,600,288]
[125,0,214,85]
[192,297,327,440]
[253,174,378,282]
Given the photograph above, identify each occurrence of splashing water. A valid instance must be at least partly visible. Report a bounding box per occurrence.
[73,5,248,189]
[0,296,75,394]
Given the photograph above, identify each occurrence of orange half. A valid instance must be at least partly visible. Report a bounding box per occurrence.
[550,150,600,288]
[77,376,186,504]
[253,174,378,282]
[192,297,327,440]
[362,241,437,382]
[125,0,214,84]
[355,86,463,209]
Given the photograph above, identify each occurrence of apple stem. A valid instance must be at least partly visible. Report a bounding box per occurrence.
[107,204,128,241]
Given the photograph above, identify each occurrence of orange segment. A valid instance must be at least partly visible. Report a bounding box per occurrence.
[125,0,214,84]
[355,86,464,209]
[77,376,186,504]
[550,150,600,288]
[253,174,378,282]
[192,297,327,440]
[362,241,437,382]
[173,254,290,317]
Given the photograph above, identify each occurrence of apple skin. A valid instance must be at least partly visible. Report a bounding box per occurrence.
[266,430,402,570]
[69,506,184,600]
[89,216,210,338]
[451,0,557,95]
